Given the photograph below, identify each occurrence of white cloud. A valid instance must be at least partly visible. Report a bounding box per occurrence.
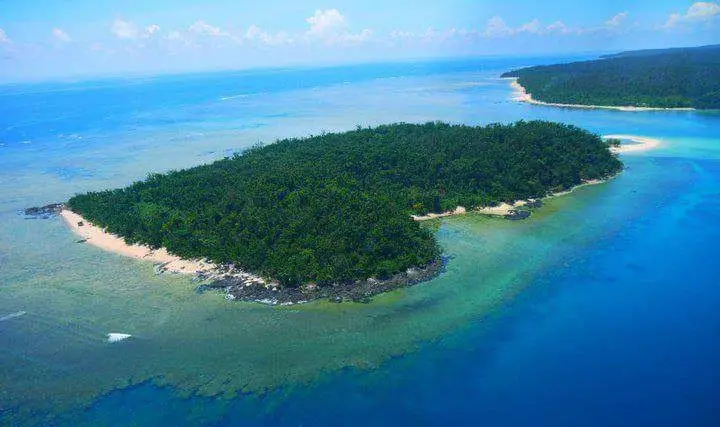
[245,25,293,46]
[546,20,572,34]
[186,20,244,44]
[483,16,570,37]
[605,11,629,27]
[245,25,266,41]
[517,19,542,34]
[304,9,371,44]
[189,20,224,36]
[340,28,373,43]
[144,24,160,37]
[112,19,139,39]
[483,16,513,37]
[306,9,348,38]
[390,27,462,44]
[52,28,71,42]
[664,2,720,28]
[0,28,11,44]
[166,30,182,41]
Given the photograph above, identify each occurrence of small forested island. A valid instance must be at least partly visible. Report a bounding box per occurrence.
[502,44,720,109]
[65,121,622,303]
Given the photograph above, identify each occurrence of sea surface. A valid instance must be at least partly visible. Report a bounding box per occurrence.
[1,55,719,426]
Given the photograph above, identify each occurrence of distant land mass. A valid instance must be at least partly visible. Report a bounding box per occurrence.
[66,121,621,297]
[502,44,720,109]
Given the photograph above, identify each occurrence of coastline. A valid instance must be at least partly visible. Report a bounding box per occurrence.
[412,129,662,223]
[411,129,662,223]
[60,209,219,276]
[507,78,695,112]
[56,129,659,302]
[413,178,606,222]
[58,208,443,304]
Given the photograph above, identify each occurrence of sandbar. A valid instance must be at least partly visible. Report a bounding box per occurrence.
[604,134,662,153]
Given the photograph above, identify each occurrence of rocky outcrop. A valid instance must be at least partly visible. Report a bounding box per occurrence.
[196,258,446,305]
[24,203,65,218]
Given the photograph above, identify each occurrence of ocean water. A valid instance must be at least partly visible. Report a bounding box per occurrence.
[1,56,719,426]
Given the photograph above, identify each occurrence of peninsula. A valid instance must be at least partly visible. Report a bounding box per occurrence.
[64,121,622,303]
[502,44,720,110]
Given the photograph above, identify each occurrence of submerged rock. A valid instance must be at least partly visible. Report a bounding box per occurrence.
[525,199,544,209]
[24,203,64,217]
[505,209,531,220]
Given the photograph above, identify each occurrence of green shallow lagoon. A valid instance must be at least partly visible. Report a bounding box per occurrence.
[1,158,660,416]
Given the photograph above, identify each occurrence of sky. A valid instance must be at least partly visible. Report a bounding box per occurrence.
[0,0,718,82]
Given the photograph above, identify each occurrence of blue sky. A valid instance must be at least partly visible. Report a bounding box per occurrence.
[0,0,718,81]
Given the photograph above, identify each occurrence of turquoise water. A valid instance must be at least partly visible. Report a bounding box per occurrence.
[1,57,719,426]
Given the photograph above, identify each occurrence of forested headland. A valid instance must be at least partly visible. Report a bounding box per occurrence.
[501,44,720,109]
[67,121,622,287]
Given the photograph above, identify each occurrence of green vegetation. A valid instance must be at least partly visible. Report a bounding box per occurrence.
[501,44,720,109]
[67,121,622,286]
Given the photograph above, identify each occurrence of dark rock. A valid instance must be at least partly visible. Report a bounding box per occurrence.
[203,257,447,305]
[504,209,531,220]
[526,200,544,209]
[24,203,64,217]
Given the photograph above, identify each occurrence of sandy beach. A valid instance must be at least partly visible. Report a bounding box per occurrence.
[604,134,662,153]
[411,206,468,221]
[412,201,538,221]
[508,78,695,112]
[412,130,664,223]
[413,178,612,222]
[61,209,216,275]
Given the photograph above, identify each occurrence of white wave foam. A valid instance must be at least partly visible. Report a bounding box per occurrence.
[107,333,132,343]
[220,94,251,101]
[0,311,26,322]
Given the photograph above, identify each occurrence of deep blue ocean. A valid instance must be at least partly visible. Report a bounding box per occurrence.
[1,55,719,426]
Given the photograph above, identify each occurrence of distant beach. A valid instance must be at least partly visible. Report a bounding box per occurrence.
[507,78,695,112]
[414,131,662,223]
[605,134,662,153]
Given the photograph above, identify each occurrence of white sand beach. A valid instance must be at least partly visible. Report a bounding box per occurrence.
[412,130,662,223]
[604,134,662,153]
[508,78,695,112]
[413,200,531,222]
[61,209,215,275]
[411,206,468,221]
[413,179,615,222]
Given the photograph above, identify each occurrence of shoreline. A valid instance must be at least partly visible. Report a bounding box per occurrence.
[60,209,220,276]
[411,129,659,224]
[413,178,606,222]
[58,208,443,304]
[53,130,661,303]
[506,78,695,112]
[412,129,660,224]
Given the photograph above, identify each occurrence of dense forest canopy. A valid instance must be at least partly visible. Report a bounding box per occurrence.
[68,121,622,286]
[501,44,720,109]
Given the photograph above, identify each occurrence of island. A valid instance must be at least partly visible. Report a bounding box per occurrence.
[62,121,622,304]
[501,44,720,110]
